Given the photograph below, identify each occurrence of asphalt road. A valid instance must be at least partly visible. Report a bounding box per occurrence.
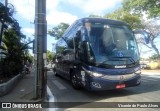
[47,71,160,111]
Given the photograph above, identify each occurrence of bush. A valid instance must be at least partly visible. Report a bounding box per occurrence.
[0,58,23,78]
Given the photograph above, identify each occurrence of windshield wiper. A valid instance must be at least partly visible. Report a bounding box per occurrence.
[96,60,110,67]
[97,59,123,67]
[97,56,136,67]
[110,56,136,63]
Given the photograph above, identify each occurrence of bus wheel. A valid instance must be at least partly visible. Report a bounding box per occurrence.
[71,72,79,89]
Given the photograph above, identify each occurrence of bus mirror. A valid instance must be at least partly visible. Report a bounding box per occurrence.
[85,22,91,32]
[76,30,81,38]
[134,29,150,44]
[81,27,88,42]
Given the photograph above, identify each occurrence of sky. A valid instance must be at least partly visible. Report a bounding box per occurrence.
[3,0,122,51]
[1,0,160,58]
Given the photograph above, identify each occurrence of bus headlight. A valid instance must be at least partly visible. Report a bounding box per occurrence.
[135,70,141,74]
[82,67,103,77]
[91,72,103,77]
[87,71,103,77]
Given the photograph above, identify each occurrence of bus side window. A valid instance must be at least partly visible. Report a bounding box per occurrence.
[56,38,68,61]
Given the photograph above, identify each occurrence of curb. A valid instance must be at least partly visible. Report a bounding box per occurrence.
[0,73,25,96]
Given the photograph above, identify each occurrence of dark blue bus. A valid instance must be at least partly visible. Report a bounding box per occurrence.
[53,18,141,91]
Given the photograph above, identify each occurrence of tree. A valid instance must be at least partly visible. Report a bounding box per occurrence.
[0,2,15,44]
[0,28,31,76]
[149,54,159,60]
[47,50,53,63]
[104,8,123,20]
[135,20,160,57]
[0,3,31,77]
[48,23,69,39]
[104,8,143,29]
[122,0,160,18]
[104,3,160,59]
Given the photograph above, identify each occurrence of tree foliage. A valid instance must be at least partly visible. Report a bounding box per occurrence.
[139,21,160,57]
[104,2,160,58]
[122,0,160,18]
[47,50,54,63]
[48,23,69,39]
[149,54,159,60]
[104,8,143,29]
[0,3,31,77]
[104,8,123,20]
[0,28,30,77]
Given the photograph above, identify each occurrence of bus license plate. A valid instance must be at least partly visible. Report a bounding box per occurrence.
[116,84,126,89]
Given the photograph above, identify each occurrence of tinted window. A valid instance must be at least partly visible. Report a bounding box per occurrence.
[56,38,67,54]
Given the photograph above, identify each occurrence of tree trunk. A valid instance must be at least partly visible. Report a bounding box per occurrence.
[150,34,160,56]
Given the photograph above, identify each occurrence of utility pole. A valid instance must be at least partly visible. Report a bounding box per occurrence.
[34,0,47,99]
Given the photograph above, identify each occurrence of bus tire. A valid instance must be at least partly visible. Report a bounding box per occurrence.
[71,71,80,89]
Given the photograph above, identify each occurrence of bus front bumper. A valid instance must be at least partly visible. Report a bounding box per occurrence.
[84,74,141,91]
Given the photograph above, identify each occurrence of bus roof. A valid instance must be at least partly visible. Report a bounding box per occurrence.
[78,17,129,26]
[61,17,130,39]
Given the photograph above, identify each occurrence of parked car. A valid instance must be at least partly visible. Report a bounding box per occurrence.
[46,64,53,71]
[140,63,150,69]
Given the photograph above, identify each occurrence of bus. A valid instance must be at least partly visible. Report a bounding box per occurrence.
[53,18,141,91]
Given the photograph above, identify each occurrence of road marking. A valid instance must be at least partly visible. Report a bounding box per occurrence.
[47,86,57,111]
[47,86,55,101]
[52,80,67,90]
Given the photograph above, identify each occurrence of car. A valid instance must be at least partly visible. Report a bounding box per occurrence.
[46,64,53,71]
[140,63,148,69]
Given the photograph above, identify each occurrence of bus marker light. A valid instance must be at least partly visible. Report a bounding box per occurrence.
[116,84,126,89]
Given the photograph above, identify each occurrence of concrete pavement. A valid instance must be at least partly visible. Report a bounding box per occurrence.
[0,72,34,102]
[0,70,49,111]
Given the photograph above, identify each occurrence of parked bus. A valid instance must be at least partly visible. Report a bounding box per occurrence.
[53,18,141,91]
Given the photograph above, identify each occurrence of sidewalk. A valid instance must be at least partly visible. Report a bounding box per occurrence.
[0,70,48,111]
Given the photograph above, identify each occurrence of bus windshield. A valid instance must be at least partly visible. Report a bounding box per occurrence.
[87,23,139,66]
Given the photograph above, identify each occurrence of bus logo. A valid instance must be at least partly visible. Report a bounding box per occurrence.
[115,65,126,68]
[120,75,124,80]
[117,51,123,57]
